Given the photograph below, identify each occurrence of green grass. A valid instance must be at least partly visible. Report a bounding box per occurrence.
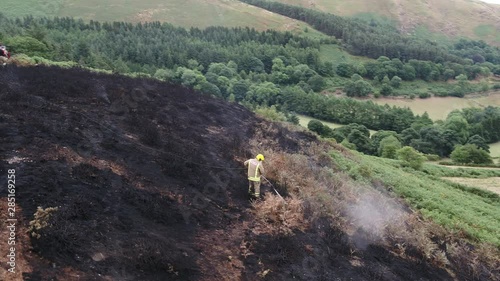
[330,151,500,247]
[319,44,374,66]
[474,24,496,38]
[297,114,344,129]
[0,0,63,18]
[490,142,500,161]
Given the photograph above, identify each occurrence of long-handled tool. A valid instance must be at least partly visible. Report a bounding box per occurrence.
[262,176,285,202]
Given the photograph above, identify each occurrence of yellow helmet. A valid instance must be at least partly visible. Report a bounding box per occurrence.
[256,154,265,161]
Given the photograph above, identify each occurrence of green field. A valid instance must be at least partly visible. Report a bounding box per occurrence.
[330,151,500,246]
[319,44,373,66]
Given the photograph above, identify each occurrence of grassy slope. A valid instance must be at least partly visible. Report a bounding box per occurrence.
[274,0,500,45]
[1,0,64,18]
[330,150,500,247]
[2,0,320,33]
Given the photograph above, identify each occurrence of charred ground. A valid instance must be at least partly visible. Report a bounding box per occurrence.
[0,65,494,280]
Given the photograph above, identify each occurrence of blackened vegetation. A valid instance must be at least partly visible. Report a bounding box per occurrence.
[0,65,489,280]
[0,65,258,280]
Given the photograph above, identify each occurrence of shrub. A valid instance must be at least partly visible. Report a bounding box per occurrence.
[397,146,426,170]
[426,154,441,161]
[28,207,59,239]
[419,92,431,99]
[252,194,306,236]
[255,105,287,122]
[450,144,493,164]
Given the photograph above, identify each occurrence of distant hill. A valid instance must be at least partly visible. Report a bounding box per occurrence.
[3,0,499,44]
[273,0,500,45]
[0,0,314,33]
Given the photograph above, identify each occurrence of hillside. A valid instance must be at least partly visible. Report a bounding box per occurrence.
[274,0,500,45]
[0,0,317,34]
[1,65,499,280]
[2,0,500,45]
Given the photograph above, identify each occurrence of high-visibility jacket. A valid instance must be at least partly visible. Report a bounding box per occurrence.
[244,159,264,182]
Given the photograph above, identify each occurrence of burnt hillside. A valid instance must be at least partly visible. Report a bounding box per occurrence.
[0,65,491,280]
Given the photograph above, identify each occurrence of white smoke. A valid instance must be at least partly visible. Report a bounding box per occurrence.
[346,192,405,249]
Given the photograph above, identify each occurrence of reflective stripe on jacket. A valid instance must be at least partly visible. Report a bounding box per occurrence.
[244,159,264,182]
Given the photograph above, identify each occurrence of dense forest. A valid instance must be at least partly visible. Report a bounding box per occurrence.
[0,12,498,160]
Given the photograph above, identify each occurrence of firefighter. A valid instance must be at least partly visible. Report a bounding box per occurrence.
[0,44,10,65]
[244,154,265,199]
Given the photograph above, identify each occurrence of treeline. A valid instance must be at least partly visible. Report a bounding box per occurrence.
[309,106,500,161]
[0,14,325,74]
[336,56,494,97]
[240,0,500,73]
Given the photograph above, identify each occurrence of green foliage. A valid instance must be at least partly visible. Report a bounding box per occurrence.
[425,154,441,161]
[380,83,393,96]
[286,113,300,125]
[397,146,426,170]
[307,74,326,92]
[153,69,175,81]
[340,138,357,150]
[307,120,332,137]
[378,135,402,159]
[390,75,402,88]
[255,105,287,122]
[467,135,490,152]
[6,36,50,57]
[345,79,373,97]
[336,63,355,77]
[418,92,431,99]
[450,144,493,165]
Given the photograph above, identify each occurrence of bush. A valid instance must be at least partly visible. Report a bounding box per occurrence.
[493,84,500,90]
[255,105,287,122]
[419,92,431,99]
[397,146,426,170]
[426,154,441,161]
[252,194,306,236]
[450,144,493,165]
[28,207,59,239]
